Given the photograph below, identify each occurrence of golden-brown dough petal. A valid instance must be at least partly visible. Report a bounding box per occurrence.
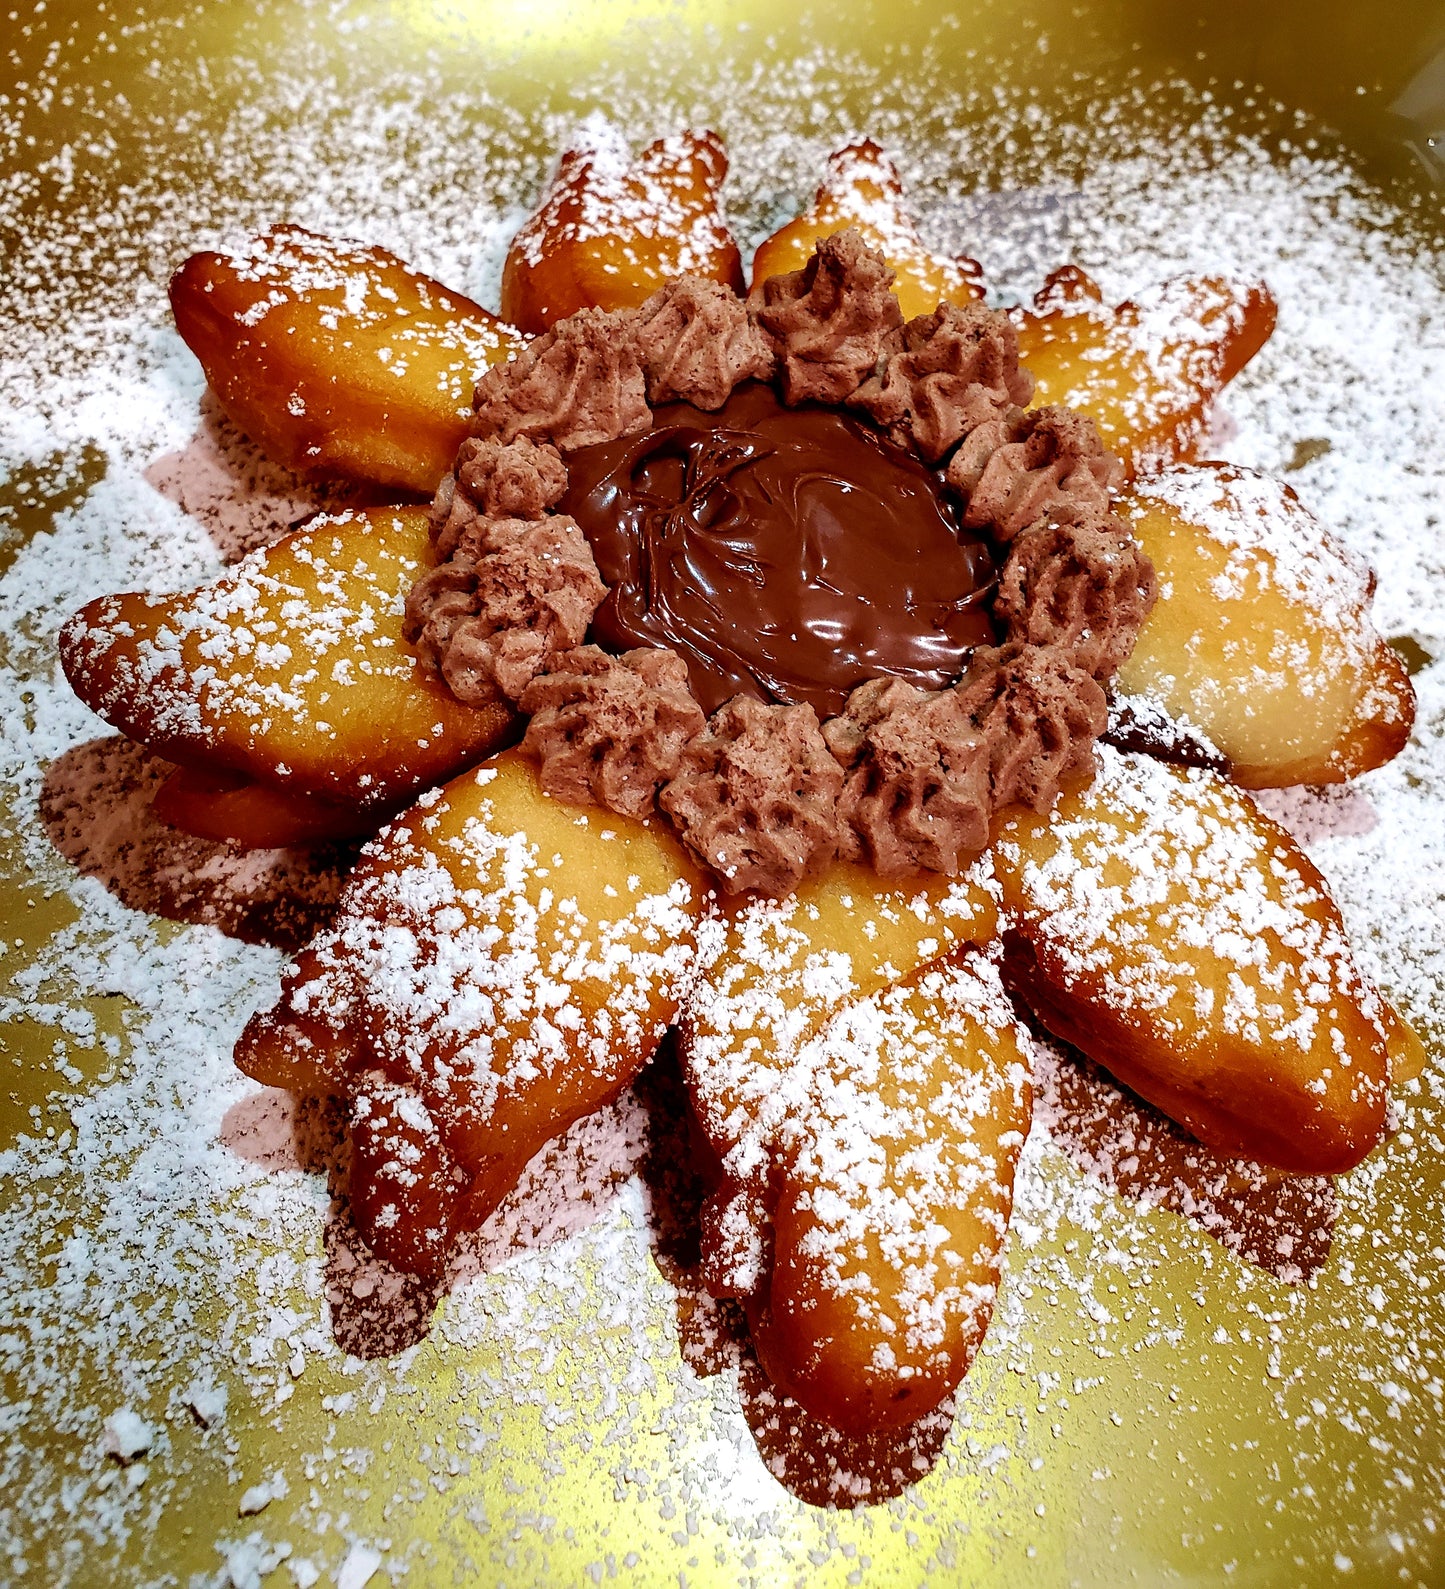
[994,746,1390,1175]
[236,749,710,1274]
[679,857,1006,1429]
[150,764,383,847]
[171,225,520,493]
[1116,464,1414,786]
[1382,1001,1427,1087]
[500,129,744,335]
[750,140,985,321]
[1015,266,1276,476]
[59,507,512,812]
[681,857,998,1223]
[752,954,1032,1435]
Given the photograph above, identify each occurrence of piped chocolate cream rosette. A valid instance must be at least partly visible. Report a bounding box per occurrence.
[59,135,1419,1439]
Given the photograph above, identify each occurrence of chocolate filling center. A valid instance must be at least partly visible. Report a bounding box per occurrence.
[561,381,997,716]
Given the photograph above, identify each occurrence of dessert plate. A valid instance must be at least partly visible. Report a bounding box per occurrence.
[2,2,1443,1584]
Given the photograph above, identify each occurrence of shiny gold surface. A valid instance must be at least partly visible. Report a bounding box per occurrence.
[3,3,1444,1586]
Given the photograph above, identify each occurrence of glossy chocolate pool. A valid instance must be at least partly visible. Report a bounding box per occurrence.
[562,380,997,716]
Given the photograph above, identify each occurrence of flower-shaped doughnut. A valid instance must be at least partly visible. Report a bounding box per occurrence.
[57,132,1420,1440]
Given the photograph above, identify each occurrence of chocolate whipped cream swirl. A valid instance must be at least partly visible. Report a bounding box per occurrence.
[406,230,1157,896]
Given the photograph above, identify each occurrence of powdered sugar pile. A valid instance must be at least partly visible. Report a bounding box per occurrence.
[3,36,1444,1589]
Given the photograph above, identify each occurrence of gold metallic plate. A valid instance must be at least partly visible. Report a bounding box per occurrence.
[3,3,1444,1586]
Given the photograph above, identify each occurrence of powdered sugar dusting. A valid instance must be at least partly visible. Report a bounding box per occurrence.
[2,31,1444,1587]
[773,955,1032,1383]
[998,744,1383,1055]
[1134,463,1373,625]
[512,118,735,282]
[682,861,996,1256]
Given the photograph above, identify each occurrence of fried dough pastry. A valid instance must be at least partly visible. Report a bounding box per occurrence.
[720,953,1031,1434]
[994,745,1391,1175]
[1382,1002,1428,1086]
[500,129,744,335]
[236,749,710,1274]
[670,771,1018,1437]
[150,764,382,848]
[750,140,985,321]
[171,225,521,494]
[60,507,512,816]
[1114,464,1415,786]
[1015,265,1276,476]
[681,859,996,1285]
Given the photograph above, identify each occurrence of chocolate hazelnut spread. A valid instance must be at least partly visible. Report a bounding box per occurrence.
[560,380,998,717]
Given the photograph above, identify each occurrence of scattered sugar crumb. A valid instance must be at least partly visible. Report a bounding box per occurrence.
[335,1542,383,1589]
[102,1409,153,1464]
